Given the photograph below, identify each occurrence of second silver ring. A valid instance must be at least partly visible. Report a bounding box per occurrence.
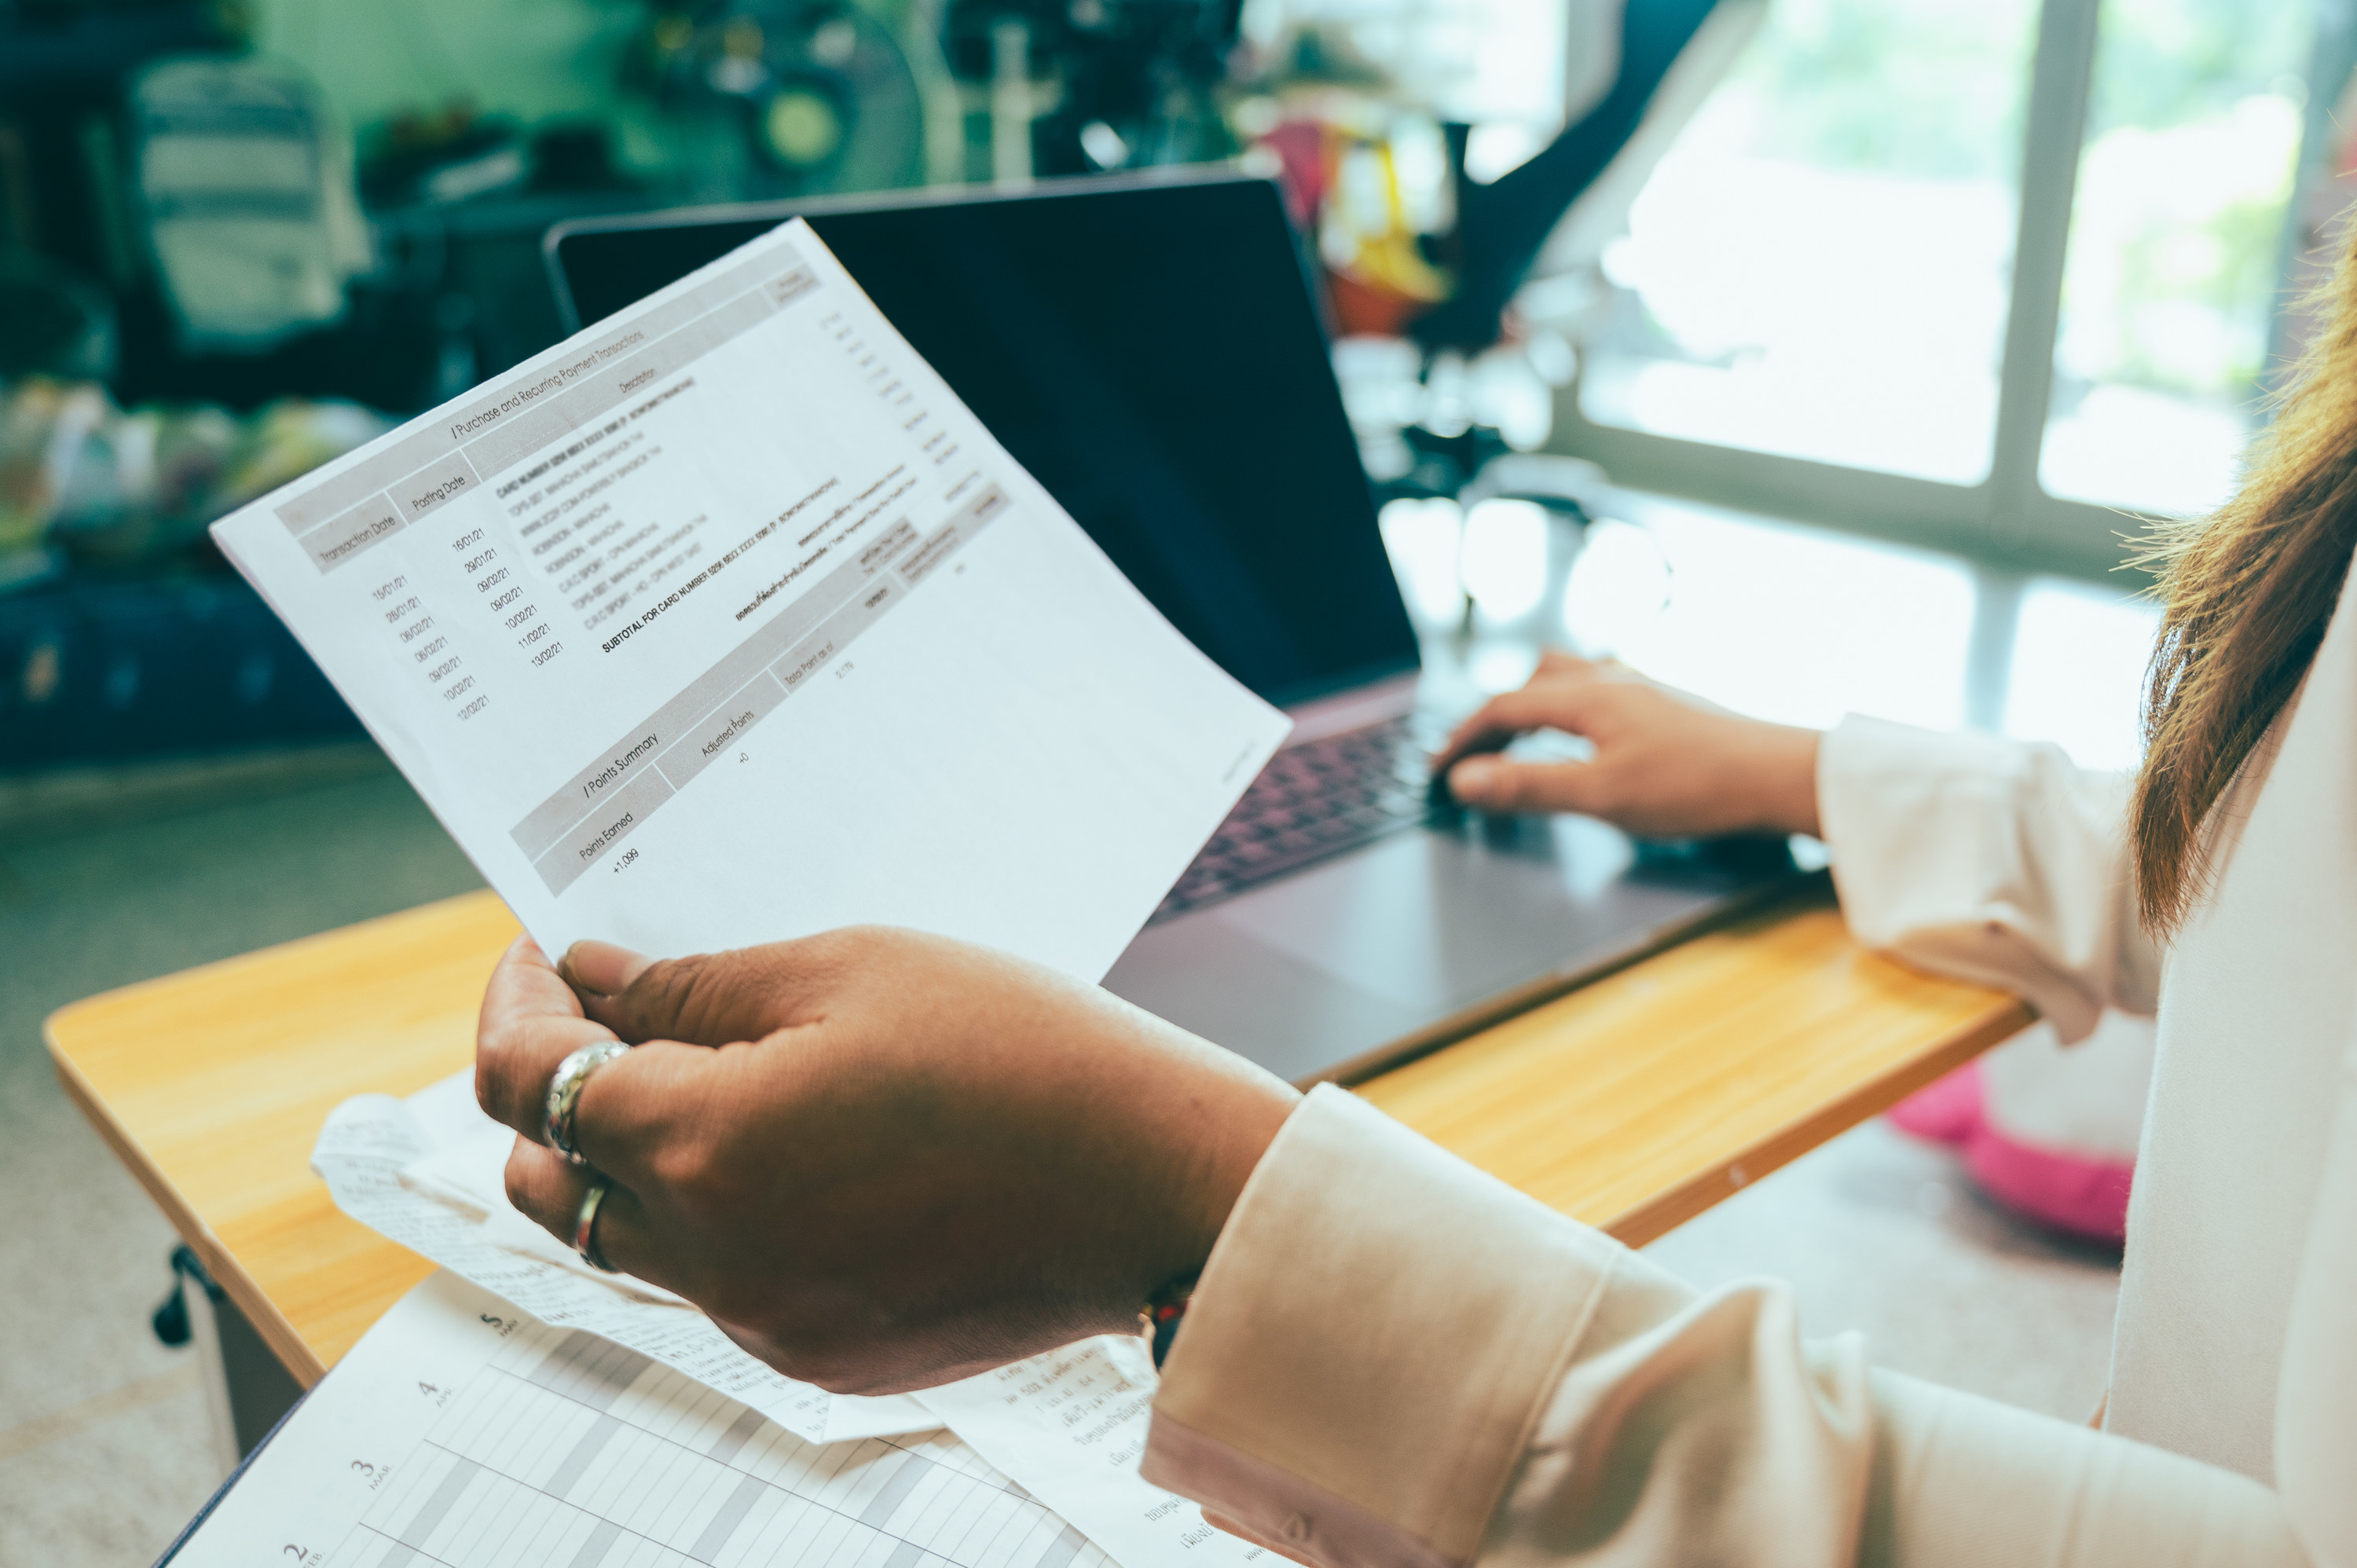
[574,1177,618,1273]
[544,1040,631,1167]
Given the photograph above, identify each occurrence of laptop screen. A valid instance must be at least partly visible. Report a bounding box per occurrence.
[548,174,1420,709]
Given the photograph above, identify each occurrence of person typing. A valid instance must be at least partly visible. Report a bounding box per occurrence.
[467,242,2357,1568]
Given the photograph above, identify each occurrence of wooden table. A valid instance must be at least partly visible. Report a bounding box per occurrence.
[46,884,2029,1390]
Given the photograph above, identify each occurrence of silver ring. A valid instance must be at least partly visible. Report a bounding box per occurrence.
[574,1177,618,1273]
[544,1040,630,1167]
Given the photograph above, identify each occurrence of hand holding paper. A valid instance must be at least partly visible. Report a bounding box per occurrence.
[218,215,1304,1568]
[476,927,1299,1393]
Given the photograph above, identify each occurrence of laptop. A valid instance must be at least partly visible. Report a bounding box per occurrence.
[546,169,1798,1085]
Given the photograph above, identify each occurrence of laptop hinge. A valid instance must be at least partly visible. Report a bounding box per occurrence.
[1281,672,1420,745]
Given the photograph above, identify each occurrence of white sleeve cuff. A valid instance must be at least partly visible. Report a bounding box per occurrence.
[1141,1085,1644,1567]
[1818,715,2152,1038]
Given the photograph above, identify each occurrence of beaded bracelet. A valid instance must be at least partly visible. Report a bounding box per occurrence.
[1141,1275,1197,1370]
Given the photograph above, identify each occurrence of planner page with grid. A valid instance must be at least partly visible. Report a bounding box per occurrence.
[168,1272,1132,1568]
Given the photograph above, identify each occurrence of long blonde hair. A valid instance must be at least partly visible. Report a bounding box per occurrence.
[2134,220,2357,932]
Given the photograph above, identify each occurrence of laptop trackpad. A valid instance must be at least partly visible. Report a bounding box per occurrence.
[1102,913,1424,1083]
[1212,816,1670,1009]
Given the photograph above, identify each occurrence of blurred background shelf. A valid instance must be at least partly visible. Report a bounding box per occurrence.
[10,0,2357,794]
[0,572,364,780]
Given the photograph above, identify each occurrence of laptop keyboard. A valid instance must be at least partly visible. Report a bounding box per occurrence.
[1151,713,1446,924]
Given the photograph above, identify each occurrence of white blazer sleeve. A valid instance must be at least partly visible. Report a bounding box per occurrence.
[1142,1087,2312,1568]
[1817,717,2162,1042]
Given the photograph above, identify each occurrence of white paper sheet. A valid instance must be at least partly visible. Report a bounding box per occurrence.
[312,1081,933,1446]
[915,1339,1265,1568]
[211,217,1287,977]
[168,1270,1125,1568]
[395,1069,692,1304]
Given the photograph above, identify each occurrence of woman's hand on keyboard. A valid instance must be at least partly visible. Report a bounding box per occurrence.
[474,928,1297,1393]
[1434,651,1821,838]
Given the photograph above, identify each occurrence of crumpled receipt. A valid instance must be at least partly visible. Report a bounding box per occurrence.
[310,1068,933,1444]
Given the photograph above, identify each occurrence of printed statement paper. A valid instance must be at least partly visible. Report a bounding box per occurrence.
[211,218,1288,976]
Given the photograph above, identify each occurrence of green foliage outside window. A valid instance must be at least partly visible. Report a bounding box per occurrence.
[1703,0,2315,399]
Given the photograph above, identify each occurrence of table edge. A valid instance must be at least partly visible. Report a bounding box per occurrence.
[1596,994,2039,1247]
[42,883,2032,1389]
[43,1024,332,1385]
[42,888,507,1039]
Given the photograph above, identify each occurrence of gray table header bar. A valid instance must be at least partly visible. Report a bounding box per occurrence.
[509,498,909,860]
[533,766,676,896]
[514,481,1008,890]
[302,492,405,572]
[654,670,789,793]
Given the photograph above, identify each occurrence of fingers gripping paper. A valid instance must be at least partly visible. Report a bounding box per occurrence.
[311,1074,933,1445]
[211,219,1288,976]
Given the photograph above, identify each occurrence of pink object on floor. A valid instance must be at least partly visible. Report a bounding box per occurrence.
[1888,1061,1984,1143]
[1890,1063,2132,1246]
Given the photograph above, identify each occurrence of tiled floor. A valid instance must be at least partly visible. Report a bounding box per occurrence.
[1646,1121,2121,1423]
[0,495,2149,1562]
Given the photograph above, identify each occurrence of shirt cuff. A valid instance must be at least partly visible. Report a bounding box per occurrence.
[1817,715,2119,1039]
[1816,713,2029,886]
[1140,1085,1629,1568]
